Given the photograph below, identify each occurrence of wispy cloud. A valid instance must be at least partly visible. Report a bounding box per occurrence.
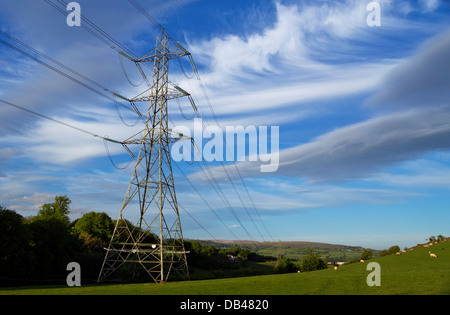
[180,1,414,122]
[190,26,450,183]
[191,107,450,182]
[366,28,450,109]
[420,0,440,12]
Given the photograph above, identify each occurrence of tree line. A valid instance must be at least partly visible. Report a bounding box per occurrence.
[0,196,111,283]
[0,195,333,284]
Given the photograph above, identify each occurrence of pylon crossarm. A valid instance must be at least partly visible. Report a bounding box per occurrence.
[130,86,189,102]
[134,48,189,63]
[120,129,193,146]
[120,127,168,145]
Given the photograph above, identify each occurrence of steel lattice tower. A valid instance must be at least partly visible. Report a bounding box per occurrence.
[98,29,191,284]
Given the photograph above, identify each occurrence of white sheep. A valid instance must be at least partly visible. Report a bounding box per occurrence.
[334,266,338,271]
[360,259,365,263]
[429,252,437,258]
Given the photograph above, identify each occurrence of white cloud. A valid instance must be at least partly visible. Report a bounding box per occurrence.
[204,62,396,116]
[3,192,54,213]
[188,1,368,80]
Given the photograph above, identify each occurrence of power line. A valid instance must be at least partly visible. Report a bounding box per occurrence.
[43,0,196,118]
[0,30,108,93]
[0,36,135,115]
[44,0,138,58]
[125,0,274,242]
[173,162,242,241]
[0,29,145,128]
[128,0,168,40]
[0,100,221,243]
[2,4,224,247]
[188,54,276,243]
[14,0,275,244]
[43,0,155,84]
[0,98,101,139]
[125,0,263,241]
[0,98,133,166]
[178,202,218,241]
[185,84,274,242]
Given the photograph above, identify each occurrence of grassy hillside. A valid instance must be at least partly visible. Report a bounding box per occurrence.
[1,240,448,295]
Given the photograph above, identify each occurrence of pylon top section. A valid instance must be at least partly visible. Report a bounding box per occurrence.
[134,29,190,63]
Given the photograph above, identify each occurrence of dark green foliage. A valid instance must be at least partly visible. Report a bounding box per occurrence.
[184,241,283,279]
[185,241,227,270]
[360,248,373,260]
[301,249,327,272]
[275,257,297,273]
[27,216,80,279]
[36,195,71,224]
[72,211,113,242]
[379,245,401,257]
[0,207,31,279]
[0,197,103,282]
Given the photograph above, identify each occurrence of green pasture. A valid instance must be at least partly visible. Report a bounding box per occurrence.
[1,241,449,295]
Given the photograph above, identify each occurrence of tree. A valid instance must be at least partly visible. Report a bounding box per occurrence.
[360,248,373,261]
[72,211,113,242]
[237,248,252,261]
[0,207,31,278]
[389,245,400,254]
[37,195,71,224]
[275,257,297,274]
[379,245,400,257]
[301,249,327,272]
[27,216,79,279]
[20,195,79,279]
[222,246,252,261]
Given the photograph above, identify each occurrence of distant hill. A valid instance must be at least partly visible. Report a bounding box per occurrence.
[191,239,372,261]
[196,239,365,250]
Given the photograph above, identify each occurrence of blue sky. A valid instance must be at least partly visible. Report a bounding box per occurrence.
[1,0,449,250]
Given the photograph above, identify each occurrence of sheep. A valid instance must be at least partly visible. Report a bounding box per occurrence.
[429,252,437,258]
[334,266,338,271]
[360,259,365,263]
[396,252,401,255]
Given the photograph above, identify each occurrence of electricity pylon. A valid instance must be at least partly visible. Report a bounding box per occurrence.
[98,29,192,284]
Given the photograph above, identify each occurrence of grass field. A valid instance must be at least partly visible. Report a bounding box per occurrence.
[1,240,449,295]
